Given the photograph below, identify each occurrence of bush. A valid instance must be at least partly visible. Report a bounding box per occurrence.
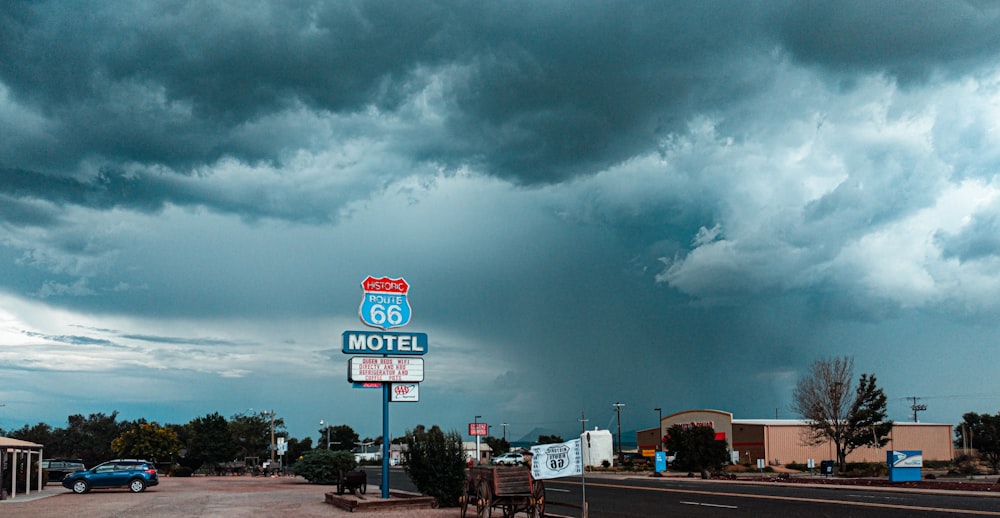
[843,462,887,477]
[403,425,466,507]
[171,466,194,477]
[296,450,358,484]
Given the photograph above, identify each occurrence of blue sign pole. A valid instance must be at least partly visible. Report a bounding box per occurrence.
[382,376,390,499]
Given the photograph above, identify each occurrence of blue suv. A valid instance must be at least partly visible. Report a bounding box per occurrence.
[62,459,159,494]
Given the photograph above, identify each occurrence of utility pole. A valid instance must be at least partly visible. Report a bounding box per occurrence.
[579,411,588,433]
[907,397,927,423]
[612,402,625,464]
[501,422,509,443]
[269,410,276,464]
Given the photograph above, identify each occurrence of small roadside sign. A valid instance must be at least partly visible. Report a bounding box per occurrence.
[390,383,419,402]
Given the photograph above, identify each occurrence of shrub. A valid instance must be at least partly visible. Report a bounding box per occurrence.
[403,425,466,507]
[171,466,194,477]
[296,450,358,484]
[843,462,887,477]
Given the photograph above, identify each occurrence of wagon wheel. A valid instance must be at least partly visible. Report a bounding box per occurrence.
[529,480,545,518]
[476,479,492,518]
[460,480,473,518]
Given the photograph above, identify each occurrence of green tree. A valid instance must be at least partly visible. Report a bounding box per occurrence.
[536,434,564,445]
[59,412,128,467]
[791,356,892,472]
[6,422,55,448]
[229,410,284,462]
[403,425,466,507]
[182,412,237,470]
[296,449,357,484]
[111,421,182,462]
[957,412,1000,474]
[483,435,510,455]
[662,424,729,478]
[846,374,893,453]
[319,424,359,451]
[283,436,313,466]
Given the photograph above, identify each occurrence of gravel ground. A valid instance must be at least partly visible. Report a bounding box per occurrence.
[0,476,460,517]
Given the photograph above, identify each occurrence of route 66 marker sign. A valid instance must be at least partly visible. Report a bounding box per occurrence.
[359,276,412,330]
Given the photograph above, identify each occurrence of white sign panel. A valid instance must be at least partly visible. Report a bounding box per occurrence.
[349,357,424,382]
[531,439,582,480]
[391,383,420,402]
[891,450,923,468]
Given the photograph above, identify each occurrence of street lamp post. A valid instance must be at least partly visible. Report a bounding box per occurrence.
[654,408,662,451]
[320,420,330,450]
[474,415,482,464]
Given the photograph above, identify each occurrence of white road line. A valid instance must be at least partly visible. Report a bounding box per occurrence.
[680,501,739,509]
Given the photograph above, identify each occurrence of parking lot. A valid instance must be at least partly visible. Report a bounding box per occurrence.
[1,475,455,517]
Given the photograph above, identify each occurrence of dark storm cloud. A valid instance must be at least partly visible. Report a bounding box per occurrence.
[775,0,1000,84]
[5,0,996,208]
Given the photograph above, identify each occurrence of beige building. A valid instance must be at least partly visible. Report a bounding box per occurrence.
[636,409,954,466]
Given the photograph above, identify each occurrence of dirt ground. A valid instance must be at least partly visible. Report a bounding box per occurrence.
[0,476,459,517]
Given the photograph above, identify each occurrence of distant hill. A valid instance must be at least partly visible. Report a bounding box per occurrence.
[512,426,567,446]
[510,426,638,449]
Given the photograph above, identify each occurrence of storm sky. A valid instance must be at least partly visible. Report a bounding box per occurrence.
[3,1,1000,442]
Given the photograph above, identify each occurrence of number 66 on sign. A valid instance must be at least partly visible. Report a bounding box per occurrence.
[359,276,412,330]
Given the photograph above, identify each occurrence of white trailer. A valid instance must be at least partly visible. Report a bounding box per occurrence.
[580,429,614,467]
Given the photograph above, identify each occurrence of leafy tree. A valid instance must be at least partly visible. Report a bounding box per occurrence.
[662,424,729,478]
[6,423,55,448]
[181,412,237,470]
[846,374,893,452]
[956,412,1000,474]
[229,410,284,462]
[319,423,359,451]
[111,421,182,462]
[791,357,892,472]
[296,449,357,484]
[403,425,466,507]
[59,411,128,467]
[536,434,564,445]
[283,436,313,466]
[483,435,510,455]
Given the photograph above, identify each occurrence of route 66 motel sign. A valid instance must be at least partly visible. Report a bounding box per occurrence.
[359,276,411,330]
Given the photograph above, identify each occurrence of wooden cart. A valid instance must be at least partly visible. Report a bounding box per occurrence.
[459,465,545,518]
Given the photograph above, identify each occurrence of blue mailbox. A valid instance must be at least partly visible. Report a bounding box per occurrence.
[888,450,922,482]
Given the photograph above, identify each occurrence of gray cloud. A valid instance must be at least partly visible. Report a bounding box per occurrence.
[3,1,1000,440]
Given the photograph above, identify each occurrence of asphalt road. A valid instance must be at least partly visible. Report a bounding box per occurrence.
[361,467,1000,517]
[541,475,1000,517]
[5,468,998,517]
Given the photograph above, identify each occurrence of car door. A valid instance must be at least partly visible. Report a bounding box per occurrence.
[107,463,135,487]
[90,463,120,488]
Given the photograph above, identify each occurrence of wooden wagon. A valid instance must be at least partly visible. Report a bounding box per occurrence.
[459,465,545,518]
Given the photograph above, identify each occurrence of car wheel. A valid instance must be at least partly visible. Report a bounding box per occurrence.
[129,478,147,493]
[72,480,90,494]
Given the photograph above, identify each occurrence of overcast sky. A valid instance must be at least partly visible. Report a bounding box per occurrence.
[3,1,1000,444]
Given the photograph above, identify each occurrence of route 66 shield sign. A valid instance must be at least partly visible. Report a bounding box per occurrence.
[359,276,411,330]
